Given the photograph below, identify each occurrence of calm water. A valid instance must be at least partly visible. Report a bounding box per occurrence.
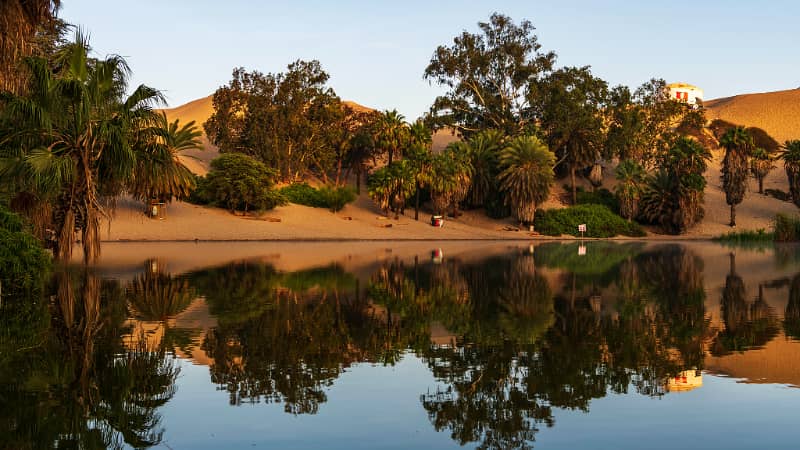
[3,241,800,449]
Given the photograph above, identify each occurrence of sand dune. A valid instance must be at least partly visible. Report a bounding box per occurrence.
[705,88,800,144]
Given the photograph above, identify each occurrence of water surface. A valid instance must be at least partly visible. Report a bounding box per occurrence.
[3,241,800,449]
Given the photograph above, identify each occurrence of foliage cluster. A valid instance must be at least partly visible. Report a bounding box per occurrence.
[774,214,800,242]
[0,205,50,294]
[575,187,619,214]
[193,153,286,213]
[279,182,356,213]
[533,204,645,237]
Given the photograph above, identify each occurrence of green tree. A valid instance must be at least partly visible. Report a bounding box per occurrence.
[204,61,344,180]
[1,32,164,262]
[781,140,800,207]
[368,160,416,217]
[640,137,710,234]
[497,135,555,226]
[749,147,774,195]
[424,13,555,136]
[376,109,409,166]
[538,66,608,203]
[720,126,753,227]
[198,153,284,214]
[465,129,505,208]
[128,112,201,206]
[423,144,473,216]
[614,159,646,221]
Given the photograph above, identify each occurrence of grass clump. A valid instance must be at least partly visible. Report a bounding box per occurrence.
[533,204,645,238]
[713,229,774,243]
[774,214,800,242]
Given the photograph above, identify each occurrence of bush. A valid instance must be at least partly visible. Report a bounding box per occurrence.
[279,183,357,212]
[774,214,800,242]
[0,206,50,294]
[318,186,356,213]
[193,154,286,213]
[280,183,327,207]
[575,187,619,213]
[533,204,646,238]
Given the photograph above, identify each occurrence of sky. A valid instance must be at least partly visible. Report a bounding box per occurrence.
[61,0,799,119]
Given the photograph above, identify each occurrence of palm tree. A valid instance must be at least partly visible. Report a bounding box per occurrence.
[720,127,753,227]
[781,140,800,208]
[423,144,473,217]
[376,109,409,166]
[0,0,61,92]
[409,119,432,148]
[749,148,773,195]
[614,159,646,221]
[1,32,164,262]
[405,143,432,220]
[466,129,504,207]
[640,169,677,233]
[497,135,556,227]
[128,112,201,207]
[367,160,415,218]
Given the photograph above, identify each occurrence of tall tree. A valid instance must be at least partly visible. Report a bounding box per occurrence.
[749,147,773,195]
[1,32,164,262]
[614,159,646,221]
[0,0,61,93]
[376,109,409,166]
[128,112,201,206]
[720,127,752,227]
[204,61,344,180]
[538,66,608,203]
[497,135,555,227]
[781,140,800,208]
[424,13,556,136]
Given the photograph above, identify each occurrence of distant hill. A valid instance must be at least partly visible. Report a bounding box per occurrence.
[705,88,800,144]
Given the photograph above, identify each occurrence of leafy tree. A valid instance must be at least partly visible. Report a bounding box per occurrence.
[128,112,201,205]
[424,13,555,136]
[375,109,409,166]
[423,144,473,216]
[368,160,416,217]
[465,129,505,208]
[497,135,555,226]
[405,143,433,220]
[538,66,607,203]
[640,137,710,234]
[197,153,285,214]
[0,205,49,294]
[749,147,774,195]
[614,159,646,221]
[720,126,753,227]
[780,140,800,207]
[344,120,379,194]
[0,32,164,262]
[204,61,346,180]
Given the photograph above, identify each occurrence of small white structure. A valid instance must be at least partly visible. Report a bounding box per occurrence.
[667,82,704,106]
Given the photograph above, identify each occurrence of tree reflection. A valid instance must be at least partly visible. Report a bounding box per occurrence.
[0,271,180,449]
[784,274,800,340]
[712,253,780,356]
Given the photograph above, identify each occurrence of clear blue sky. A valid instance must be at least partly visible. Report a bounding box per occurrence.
[61,0,799,119]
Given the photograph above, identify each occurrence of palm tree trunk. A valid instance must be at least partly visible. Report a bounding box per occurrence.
[355,169,361,194]
[414,181,420,221]
[730,204,736,227]
[758,177,764,194]
[570,167,577,204]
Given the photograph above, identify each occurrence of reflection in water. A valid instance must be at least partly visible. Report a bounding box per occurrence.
[3,243,800,448]
[1,270,180,449]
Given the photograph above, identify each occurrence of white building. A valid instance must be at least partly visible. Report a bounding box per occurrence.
[667,82,704,106]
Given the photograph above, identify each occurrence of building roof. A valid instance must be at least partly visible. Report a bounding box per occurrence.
[667,82,702,91]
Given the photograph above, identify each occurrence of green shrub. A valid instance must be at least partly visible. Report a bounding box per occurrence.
[193,154,286,213]
[280,183,357,212]
[0,206,50,294]
[575,187,619,213]
[280,183,327,208]
[774,214,800,242]
[713,229,774,243]
[318,186,356,213]
[533,204,646,238]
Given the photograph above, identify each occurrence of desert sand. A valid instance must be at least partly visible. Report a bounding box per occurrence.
[114,92,800,243]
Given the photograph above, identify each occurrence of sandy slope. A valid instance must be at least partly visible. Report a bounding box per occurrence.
[705,88,800,144]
